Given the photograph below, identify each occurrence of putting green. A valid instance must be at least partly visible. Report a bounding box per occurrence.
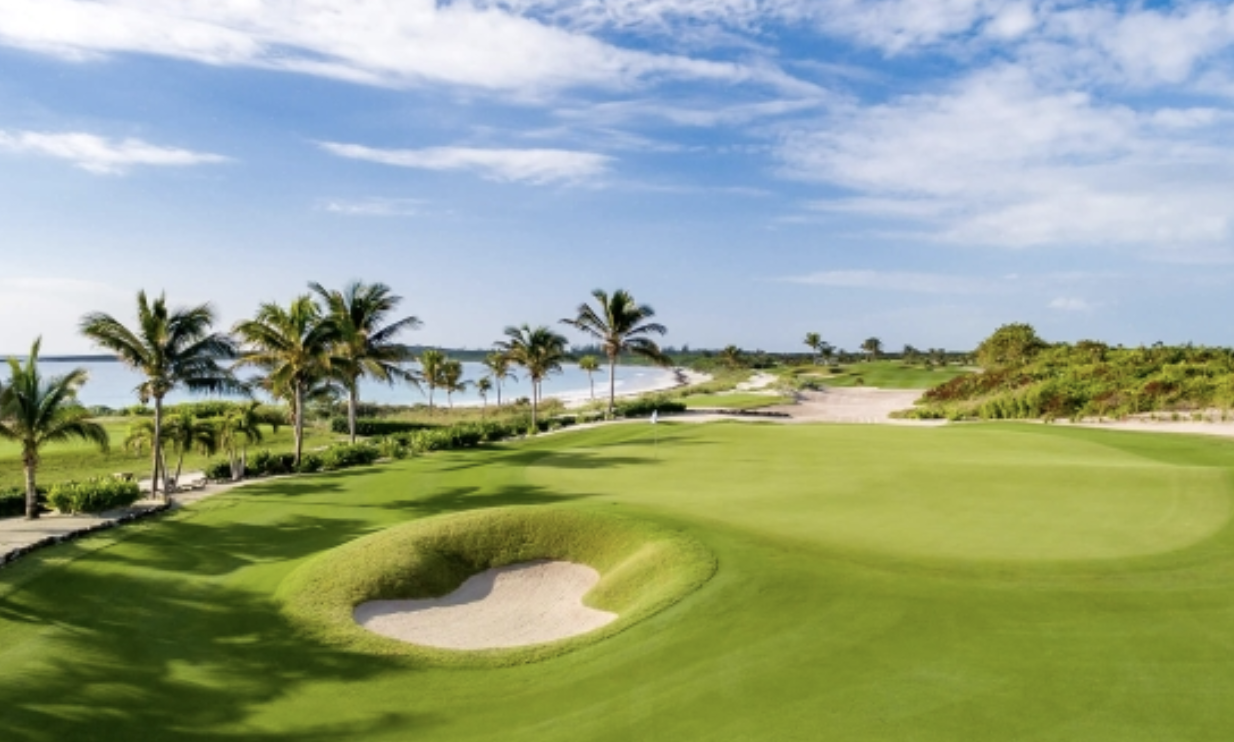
[3,421,1234,740]
[531,424,1231,562]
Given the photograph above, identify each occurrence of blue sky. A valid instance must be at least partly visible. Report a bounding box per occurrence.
[3,0,1234,355]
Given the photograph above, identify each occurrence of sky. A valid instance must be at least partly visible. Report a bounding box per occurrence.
[3,0,1234,355]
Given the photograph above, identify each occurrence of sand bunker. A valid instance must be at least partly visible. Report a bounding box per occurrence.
[353,560,617,650]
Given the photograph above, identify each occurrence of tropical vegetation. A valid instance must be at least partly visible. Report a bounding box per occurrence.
[561,288,668,414]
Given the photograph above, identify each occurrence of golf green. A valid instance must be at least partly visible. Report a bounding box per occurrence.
[3,421,1234,740]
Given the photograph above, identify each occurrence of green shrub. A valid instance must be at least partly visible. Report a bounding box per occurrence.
[47,478,141,514]
[297,454,324,474]
[331,418,436,436]
[321,443,381,470]
[613,395,686,418]
[204,460,233,480]
[0,488,29,518]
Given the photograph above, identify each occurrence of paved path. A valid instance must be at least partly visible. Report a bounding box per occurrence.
[0,473,250,562]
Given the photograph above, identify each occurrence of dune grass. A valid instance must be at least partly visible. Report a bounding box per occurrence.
[0,419,339,489]
[817,360,971,389]
[280,506,714,666]
[4,422,1234,739]
[679,393,790,410]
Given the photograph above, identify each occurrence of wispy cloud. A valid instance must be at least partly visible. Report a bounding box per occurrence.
[318,142,612,184]
[0,130,228,175]
[1048,296,1095,312]
[778,270,991,294]
[0,0,817,97]
[316,197,431,217]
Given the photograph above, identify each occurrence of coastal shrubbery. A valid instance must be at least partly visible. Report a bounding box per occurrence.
[47,478,141,514]
[906,327,1234,420]
[613,395,685,418]
[329,418,433,436]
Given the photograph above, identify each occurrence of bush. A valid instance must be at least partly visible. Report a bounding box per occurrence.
[613,395,686,418]
[321,443,381,470]
[297,453,324,474]
[331,417,436,436]
[0,488,28,518]
[47,478,141,514]
[204,460,233,480]
[249,450,297,476]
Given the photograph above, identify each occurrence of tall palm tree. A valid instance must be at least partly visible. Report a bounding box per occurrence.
[578,355,601,399]
[233,296,338,466]
[476,376,493,411]
[0,338,109,519]
[482,351,517,406]
[560,288,668,415]
[440,359,470,409]
[80,291,237,498]
[861,337,883,362]
[219,401,266,481]
[496,324,568,429]
[720,345,744,369]
[419,349,447,415]
[804,332,823,364]
[309,280,421,443]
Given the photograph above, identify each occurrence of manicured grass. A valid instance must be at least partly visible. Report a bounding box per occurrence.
[4,422,1234,739]
[0,419,339,489]
[819,360,971,388]
[281,507,714,666]
[679,393,790,410]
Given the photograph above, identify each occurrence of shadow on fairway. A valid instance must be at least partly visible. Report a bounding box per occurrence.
[0,554,442,741]
[379,483,592,517]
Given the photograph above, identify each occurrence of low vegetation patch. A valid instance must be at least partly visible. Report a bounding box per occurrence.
[278,506,716,667]
[46,477,141,514]
[680,393,790,410]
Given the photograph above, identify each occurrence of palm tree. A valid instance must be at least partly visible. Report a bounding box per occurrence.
[720,345,744,369]
[80,291,237,498]
[482,351,517,407]
[309,280,421,443]
[861,337,883,362]
[560,288,668,415]
[440,359,470,409]
[804,332,823,364]
[218,401,266,481]
[125,409,217,491]
[0,339,109,519]
[419,349,447,415]
[476,376,493,410]
[578,355,601,399]
[496,324,568,429]
[233,296,338,466]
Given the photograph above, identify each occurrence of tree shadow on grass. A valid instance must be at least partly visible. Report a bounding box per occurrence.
[0,556,440,741]
[378,484,592,518]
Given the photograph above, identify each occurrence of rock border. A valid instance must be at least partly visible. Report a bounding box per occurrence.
[0,502,172,569]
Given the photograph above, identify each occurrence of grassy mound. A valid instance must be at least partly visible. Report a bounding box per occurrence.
[278,506,716,666]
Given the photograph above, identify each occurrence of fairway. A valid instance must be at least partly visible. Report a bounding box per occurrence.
[4,422,1234,740]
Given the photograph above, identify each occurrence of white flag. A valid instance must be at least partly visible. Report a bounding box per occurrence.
[651,410,658,424]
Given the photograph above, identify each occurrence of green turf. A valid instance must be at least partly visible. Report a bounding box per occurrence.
[818,360,971,389]
[0,419,339,489]
[679,393,790,410]
[4,422,1234,740]
[280,506,714,666]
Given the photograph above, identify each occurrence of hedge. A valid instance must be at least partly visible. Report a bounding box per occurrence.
[47,478,142,514]
[330,417,436,436]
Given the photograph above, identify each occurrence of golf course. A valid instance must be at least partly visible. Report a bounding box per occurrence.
[4,419,1234,740]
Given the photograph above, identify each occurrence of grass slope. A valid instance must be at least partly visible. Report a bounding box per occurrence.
[0,420,338,489]
[818,360,971,389]
[3,422,1234,739]
[679,393,790,410]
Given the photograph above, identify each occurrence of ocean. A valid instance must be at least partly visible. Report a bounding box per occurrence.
[36,359,678,410]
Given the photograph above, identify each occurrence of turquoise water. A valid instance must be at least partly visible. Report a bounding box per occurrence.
[40,360,677,410]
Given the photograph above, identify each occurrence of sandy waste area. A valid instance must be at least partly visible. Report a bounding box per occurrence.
[353,560,617,650]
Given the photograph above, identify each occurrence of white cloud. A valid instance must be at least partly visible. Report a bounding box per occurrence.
[0,0,816,97]
[0,130,229,174]
[779,66,1234,251]
[1048,296,1093,311]
[316,197,429,217]
[779,270,991,294]
[318,142,611,184]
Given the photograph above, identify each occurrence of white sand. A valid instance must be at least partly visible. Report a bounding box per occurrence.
[353,560,617,650]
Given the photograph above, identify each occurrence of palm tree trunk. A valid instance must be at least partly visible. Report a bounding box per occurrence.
[173,450,185,491]
[607,355,617,416]
[496,380,502,406]
[428,385,435,415]
[238,447,247,482]
[531,377,539,431]
[348,381,359,445]
[294,382,305,466]
[23,451,38,520]
[589,372,595,400]
[151,396,164,498]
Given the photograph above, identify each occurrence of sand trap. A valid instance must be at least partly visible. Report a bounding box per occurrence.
[353,560,617,650]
